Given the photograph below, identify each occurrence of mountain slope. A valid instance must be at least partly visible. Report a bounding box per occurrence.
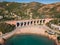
[0,2,60,20]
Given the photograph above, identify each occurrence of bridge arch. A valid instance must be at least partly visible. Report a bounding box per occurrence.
[17,22,20,27]
[24,22,26,26]
[31,21,33,25]
[27,22,29,25]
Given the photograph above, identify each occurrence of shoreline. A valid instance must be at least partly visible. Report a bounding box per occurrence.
[1,31,59,45]
[9,25,60,45]
[0,25,60,45]
[15,29,57,45]
[6,33,57,45]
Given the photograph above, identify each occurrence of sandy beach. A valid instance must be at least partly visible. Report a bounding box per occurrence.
[15,25,56,39]
[15,25,46,35]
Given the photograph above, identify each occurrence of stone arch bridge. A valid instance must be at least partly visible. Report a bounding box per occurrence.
[6,18,53,27]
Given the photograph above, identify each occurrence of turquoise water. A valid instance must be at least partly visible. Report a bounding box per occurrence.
[5,34,56,45]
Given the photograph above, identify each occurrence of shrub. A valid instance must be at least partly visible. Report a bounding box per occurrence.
[0,22,15,34]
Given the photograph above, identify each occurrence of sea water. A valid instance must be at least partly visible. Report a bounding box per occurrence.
[5,34,56,45]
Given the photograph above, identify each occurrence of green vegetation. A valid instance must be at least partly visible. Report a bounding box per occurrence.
[46,19,60,36]
[57,36,60,42]
[0,2,60,20]
[0,22,15,34]
[46,19,60,27]
[49,20,58,24]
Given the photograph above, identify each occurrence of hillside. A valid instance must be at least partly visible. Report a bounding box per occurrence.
[0,22,15,34]
[0,2,60,20]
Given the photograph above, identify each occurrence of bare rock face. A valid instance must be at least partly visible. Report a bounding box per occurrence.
[0,38,5,45]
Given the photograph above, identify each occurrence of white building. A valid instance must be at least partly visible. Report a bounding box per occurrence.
[51,24,60,30]
[0,16,3,19]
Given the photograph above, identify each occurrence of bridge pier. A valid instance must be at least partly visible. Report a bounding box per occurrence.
[35,20,37,25]
[19,23,21,27]
[39,20,40,24]
[32,21,34,25]
[22,22,24,26]
[26,22,27,26]
[41,19,43,24]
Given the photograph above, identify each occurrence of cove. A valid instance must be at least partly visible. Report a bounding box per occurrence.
[5,34,56,45]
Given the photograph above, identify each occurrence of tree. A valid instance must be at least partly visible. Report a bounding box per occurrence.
[0,22,15,34]
[57,36,60,42]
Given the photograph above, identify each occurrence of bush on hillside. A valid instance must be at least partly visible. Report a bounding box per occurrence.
[0,22,15,34]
